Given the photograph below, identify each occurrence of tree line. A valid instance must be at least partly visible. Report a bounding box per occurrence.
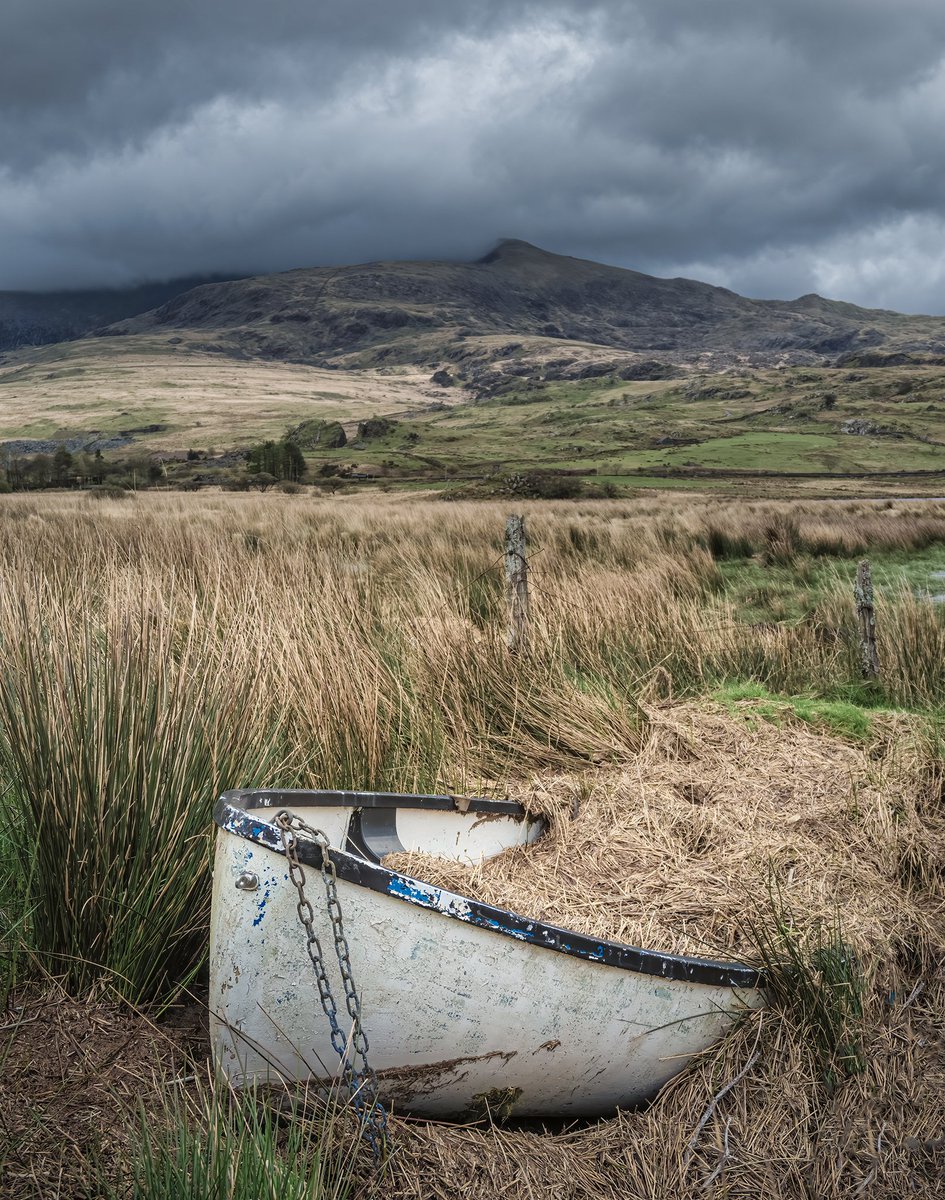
[1,436,310,493]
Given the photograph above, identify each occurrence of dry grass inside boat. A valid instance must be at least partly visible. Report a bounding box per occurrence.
[385,701,943,967]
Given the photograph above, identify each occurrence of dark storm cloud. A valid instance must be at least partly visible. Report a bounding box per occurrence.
[4,0,945,311]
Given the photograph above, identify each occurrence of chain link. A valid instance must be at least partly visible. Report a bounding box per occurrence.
[275,809,388,1158]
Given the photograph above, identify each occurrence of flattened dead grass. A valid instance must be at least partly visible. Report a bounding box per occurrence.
[0,989,205,1200]
[5,705,943,1198]
[386,702,945,966]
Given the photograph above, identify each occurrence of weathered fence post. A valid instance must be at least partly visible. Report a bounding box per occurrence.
[505,514,530,653]
[855,559,879,680]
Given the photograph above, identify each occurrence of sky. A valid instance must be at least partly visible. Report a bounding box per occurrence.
[5,0,945,312]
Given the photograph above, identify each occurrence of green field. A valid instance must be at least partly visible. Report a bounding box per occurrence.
[6,337,945,495]
[293,363,945,493]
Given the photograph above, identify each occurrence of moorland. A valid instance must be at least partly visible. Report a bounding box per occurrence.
[5,241,945,495]
[3,245,945,1199]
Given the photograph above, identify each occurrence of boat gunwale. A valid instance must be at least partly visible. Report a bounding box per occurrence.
[218,787,529,818]
[213,793,764,991]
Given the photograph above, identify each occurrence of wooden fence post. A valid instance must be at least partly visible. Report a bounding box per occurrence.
[854,559,879,680]
[505,514,530,653]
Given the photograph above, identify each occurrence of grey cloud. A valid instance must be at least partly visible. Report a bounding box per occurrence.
[4,0,945,311]
[0,1,550,164]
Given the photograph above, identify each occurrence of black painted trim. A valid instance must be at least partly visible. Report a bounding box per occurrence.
[218,787,527,818]
[214,796,763,990]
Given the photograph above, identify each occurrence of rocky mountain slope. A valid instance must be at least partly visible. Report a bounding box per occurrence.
[105,240,945,377]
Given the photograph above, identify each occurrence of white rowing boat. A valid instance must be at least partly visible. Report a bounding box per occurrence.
[210,789,763,1118]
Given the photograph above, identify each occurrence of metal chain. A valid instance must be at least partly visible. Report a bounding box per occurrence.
[275,809,388,1157]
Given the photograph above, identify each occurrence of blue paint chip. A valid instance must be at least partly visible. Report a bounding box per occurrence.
[388,876,434,905]
[251,886,271,926]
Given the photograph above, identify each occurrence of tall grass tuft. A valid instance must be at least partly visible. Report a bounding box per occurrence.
[747,880,866,1087]
[0,578,287,1004]
[0,781,35,1005]
[118,1080,360,1200]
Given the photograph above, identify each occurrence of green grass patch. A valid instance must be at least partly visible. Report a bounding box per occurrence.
[115,1081,362,1200]
[717,546,945,627]
[716,557,830,624]
[713,682,875,739]
[871,545,945,595]
[624,431,842,472]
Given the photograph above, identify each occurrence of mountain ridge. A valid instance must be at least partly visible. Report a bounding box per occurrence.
[5,241,945,495]
[100,241,945,376]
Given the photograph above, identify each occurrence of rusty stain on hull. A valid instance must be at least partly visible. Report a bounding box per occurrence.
[211,793,765,1117]
[375,1050,519,1105]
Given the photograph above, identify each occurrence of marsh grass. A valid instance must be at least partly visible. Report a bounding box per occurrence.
[0,782,35,1005]
[1,488,943,1200]
[0,580,289,1003]
[119,1079,362,1200]
[1,490,944,1004]
[746,881,867,1086]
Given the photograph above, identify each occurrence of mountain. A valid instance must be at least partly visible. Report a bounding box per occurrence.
[104,240,945,378]
[0,275,243,352]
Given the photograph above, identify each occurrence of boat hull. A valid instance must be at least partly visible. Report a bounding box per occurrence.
[210,793,763,1118]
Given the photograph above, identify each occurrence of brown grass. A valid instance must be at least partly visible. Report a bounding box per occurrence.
[0,987,204,1200]
[384,708,945,1199]
[385,702,945,965]
[385,988,944,1199]
[0,337,445,449]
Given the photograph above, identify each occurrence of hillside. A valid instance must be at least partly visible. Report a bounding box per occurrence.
[107,240,945,377]
[5,242,945,495]
[0,275,242,352]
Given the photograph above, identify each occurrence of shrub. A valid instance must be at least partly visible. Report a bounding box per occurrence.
[85,484,132,501]
[533,474,584,499]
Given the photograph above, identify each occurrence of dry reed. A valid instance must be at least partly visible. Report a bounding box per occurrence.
[380,704,944,1200]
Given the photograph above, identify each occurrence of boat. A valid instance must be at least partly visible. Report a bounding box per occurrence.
[210,789,764,1118]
